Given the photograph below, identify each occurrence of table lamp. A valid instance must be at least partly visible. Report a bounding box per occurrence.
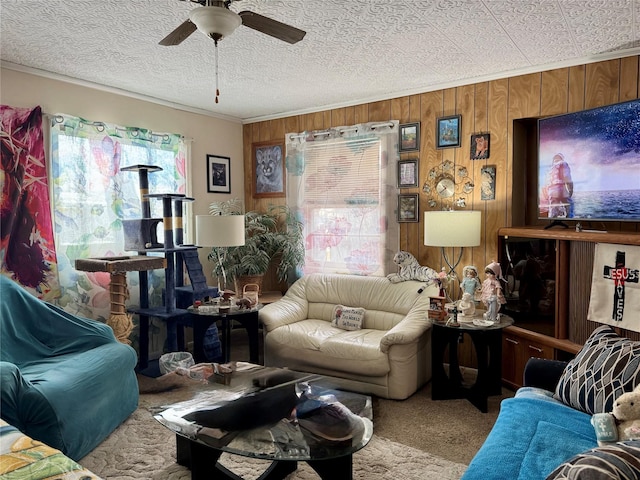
[196,214,245,291]
[423,210,481,277]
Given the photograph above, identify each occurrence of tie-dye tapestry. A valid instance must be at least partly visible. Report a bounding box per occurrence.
[1,105,59,300]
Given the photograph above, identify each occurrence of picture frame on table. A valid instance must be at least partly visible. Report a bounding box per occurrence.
[252,141,285,198]
[397,193,419,222]
[436,115,461,149]
[399,122,420,152]
[397,159,419,188]
[207,154,231,193]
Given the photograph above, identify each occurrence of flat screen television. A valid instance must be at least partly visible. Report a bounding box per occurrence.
[538,99,640,222]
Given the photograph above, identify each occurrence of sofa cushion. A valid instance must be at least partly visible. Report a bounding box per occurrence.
[554,325,640,414]
[461,395,597,480]
[545,441,640,480]
[331,305,365,331]
[266,319,390,376]
[0,419,102,479]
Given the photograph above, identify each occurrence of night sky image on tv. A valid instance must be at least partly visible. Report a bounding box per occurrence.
[538,99,640,221]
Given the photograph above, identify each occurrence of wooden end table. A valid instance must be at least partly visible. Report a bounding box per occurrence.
[431,311,513,412]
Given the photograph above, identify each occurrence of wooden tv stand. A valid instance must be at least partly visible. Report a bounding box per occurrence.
[498,226,640,390]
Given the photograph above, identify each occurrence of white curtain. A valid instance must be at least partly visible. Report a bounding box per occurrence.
[50,114,188,354]
[285,121,399,276]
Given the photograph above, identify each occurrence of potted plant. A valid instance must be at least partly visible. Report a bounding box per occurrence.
[207,198,305,294]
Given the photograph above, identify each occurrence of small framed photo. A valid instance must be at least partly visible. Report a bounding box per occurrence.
[207,154,231,193]
[399,122,420,152]
[397,193,419,222]
[436,115,461,149]
[397,159,419,188]
[480,165,496,200]
[252,141,285,198]
[428,296,447,321]
[470,133,490,160]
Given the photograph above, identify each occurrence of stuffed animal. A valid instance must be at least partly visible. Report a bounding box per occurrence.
[387,251,439,284]
[591,385,640,446]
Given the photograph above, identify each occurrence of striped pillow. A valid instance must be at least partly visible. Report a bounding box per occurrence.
[554,326,640,414]
[546,441,640,480]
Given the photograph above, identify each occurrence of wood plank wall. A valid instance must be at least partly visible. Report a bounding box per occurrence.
[243,56,640,293]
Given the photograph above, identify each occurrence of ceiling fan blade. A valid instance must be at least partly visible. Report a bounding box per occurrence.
[159,19,198,46]
[238,11,306,44]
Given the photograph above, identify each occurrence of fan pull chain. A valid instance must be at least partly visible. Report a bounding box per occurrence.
[214,39,220,104]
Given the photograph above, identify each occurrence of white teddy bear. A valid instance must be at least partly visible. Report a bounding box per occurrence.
[458,292,476,316]
[591,384,640,446]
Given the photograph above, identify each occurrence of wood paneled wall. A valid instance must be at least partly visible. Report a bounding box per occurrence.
[243,56,640,292]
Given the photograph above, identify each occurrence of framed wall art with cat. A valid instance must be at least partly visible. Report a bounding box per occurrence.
[252,141,285,198]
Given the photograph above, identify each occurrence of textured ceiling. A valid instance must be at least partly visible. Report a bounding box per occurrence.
[2,0,640,123]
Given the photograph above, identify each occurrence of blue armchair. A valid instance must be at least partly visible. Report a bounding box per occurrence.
[0,275,139,460]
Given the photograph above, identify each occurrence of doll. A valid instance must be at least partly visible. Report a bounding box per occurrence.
[481,261,506,317]
[460,265,481,299]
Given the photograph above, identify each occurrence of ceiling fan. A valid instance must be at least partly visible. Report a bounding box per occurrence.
[159,0,306,46]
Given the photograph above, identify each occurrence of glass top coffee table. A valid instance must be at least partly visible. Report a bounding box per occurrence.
[153,363,373,480]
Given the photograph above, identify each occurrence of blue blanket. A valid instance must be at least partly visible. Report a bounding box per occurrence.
[0,276,139,460]
[462,389,598,480]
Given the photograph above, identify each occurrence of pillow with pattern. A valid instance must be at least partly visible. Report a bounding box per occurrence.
[331,305,365,331]
[545,441,640,480]
[554,325,640,414]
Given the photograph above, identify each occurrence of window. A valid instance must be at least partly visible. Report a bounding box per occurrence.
[50,115,187,321]
[286,122,399,276]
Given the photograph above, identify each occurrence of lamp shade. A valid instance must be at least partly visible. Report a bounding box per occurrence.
[189,6,242,39]
[196,215,245,247]
[424,210,481,247]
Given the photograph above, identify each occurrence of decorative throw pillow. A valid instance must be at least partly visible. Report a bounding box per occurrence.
[331,305,365,331]
[545,441,640,480]
[554,325,640,414]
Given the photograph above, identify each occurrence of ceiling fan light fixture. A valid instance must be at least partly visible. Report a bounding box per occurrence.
[189,6,241,41]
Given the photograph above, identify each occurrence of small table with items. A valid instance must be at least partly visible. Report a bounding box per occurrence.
[186,304,261,364]
[153,363,373,480]
[431,310,514,413]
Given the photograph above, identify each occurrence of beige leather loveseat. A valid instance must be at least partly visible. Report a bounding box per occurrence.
[259,273,439,399]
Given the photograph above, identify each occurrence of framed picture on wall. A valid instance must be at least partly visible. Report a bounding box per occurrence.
[397,158,419,188]
[207,154,231,193]
[436,115,461,149]
[470,133,490,160]
[399,122,420,152]
[480,165,496,200]
[252,141,285,198]
[397,193,419,222]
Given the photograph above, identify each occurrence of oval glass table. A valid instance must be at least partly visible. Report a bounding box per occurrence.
[153,363,373,480]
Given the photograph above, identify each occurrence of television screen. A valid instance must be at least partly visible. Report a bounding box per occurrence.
[538,99,640,221]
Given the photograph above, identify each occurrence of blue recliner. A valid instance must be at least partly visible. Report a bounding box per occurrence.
[0,275,139,460]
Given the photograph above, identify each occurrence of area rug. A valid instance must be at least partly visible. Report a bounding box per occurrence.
[80,392,468,479]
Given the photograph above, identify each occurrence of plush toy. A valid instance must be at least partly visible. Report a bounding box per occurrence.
[387,251,439,284]
[591,385,640,446]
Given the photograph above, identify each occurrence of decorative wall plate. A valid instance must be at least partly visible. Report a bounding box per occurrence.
[423,160,474,208]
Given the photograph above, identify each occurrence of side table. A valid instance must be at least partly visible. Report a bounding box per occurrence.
[431,312,513,412]
[185,306,261,364]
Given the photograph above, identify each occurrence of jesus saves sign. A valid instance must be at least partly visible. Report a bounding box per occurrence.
[588,243,640,332]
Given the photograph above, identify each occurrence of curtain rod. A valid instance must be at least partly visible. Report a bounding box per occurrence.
[288,121,395,141]
[43,112,193,142]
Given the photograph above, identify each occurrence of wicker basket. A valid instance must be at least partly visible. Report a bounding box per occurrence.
[234,275,263,298]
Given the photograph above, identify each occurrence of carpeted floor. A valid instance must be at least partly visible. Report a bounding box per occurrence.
[87,328,515,478]
[80,390,468,480]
